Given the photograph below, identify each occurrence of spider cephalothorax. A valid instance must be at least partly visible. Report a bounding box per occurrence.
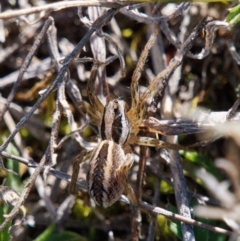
[100,98,130,145]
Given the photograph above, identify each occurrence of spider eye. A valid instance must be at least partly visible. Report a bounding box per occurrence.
[112,99,120,111]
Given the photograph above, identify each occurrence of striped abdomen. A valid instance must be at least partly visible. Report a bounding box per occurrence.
[87,140,128,208]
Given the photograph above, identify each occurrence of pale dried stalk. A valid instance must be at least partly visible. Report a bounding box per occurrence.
[0,0,131,19]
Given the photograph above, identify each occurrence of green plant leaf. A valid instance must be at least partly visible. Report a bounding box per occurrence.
[72,199,92,220]
[135,0,232,3]
[33,223,86,241]
[180,151,221,180]
[168,205,183,240]
[0,205,11,241]
[226,4,240,27]
[6,143,24,193]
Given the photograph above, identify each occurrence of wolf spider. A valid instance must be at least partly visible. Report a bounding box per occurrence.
[69,61,184,210]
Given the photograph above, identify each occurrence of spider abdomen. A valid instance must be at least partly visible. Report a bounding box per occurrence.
[87,140,129,208]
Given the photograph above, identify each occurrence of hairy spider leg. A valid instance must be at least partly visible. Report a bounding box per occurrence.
[87,63,104,114]
[128,135,189,150]
[78,63,104,127]
[69,150,91,195]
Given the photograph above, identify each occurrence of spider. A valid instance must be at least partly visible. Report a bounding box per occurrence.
[69,57,186,211]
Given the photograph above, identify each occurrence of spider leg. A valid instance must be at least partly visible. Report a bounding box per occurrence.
[128,135,189,151]
[139,18,207,112]
[118,153,155,218]
[118,148,155,218]
[140,117,214,136]
[128,28,160,134]
[139,59,179,113]
[69,150,90,195]
[79,101,101,126]
[118,152,134,173]
[78,63,105,127]
[87,63,104,113]
[125,183,156,219]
